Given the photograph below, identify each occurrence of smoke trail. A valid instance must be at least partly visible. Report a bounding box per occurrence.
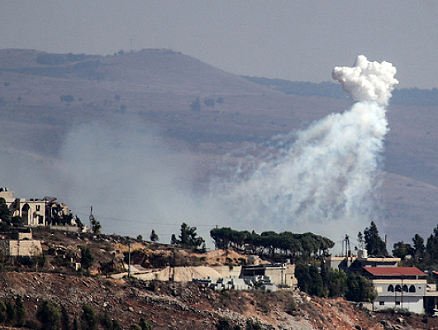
[216,55,398,238]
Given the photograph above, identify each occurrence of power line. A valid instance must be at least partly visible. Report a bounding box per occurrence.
[74,212,214,227]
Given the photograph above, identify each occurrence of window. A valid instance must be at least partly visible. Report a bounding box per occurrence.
[379,301,385,306]
[395,301,401,306]
[395,285,402,292]
[388,285,394,292]
[403,285,408,292]
[409,285,416,293]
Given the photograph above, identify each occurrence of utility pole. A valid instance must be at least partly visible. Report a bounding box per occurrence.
[128,242,131,279]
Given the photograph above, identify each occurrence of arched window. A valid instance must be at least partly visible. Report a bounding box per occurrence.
[395,285,402,292]
[388,285,394,292]
[409,285,416,293]
[21,203,30,225]
[403,285,409,292]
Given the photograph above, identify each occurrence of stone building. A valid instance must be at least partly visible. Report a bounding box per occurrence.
[0,231,42,257]
[0,187,72,227]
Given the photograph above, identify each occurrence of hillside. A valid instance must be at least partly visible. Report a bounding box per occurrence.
[0,230,436,330]
[0,48,438,248]
[3,271,435,330]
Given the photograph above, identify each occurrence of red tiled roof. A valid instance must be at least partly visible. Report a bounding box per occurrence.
[363,267,426,276]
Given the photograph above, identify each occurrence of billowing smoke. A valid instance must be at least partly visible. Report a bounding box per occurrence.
[0,55,398,246]
[215,55,398,239]
[332,55,398,107]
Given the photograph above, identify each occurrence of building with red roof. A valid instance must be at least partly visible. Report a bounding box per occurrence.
[362,266,428,314]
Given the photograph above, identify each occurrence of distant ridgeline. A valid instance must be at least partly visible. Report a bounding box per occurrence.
[243,76,438,107]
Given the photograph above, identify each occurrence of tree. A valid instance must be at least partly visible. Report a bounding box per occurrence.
[326,268,348,298]
[91,218,101,234]
[74,216,84,232]
[0,301,6,324]
[139,317,152,330]
[72,318,79,330]
[245,319,262,330]
[190,97,201,111]
[216,319,233,330]
[345,273,377,302]
[170,234,177,246]
[295,264,323,296]
[60,95,74,103]
[392,241,413,260]
[81,304,97,330]
[363,221,388,256]
[36,300,60,330]
[0,198,11,225]
[5,301,15,325]
[80,247,94,272]
[112,319,123,330]
[15,296,26,327]
[173,223,205,249]
[412,233,425,261]
[61,305,70,330]
[150,229,159,242]
[99,312,112,329]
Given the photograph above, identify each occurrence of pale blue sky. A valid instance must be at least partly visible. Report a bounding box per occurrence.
[1,0,437,88]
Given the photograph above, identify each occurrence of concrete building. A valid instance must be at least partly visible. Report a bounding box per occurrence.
[325,249,401,273]
[240,263,297,288]
[0,188,72,228]
[362,267,427,314]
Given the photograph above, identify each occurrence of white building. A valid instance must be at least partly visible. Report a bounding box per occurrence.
[363,266,427,314]
[0,188,71,227]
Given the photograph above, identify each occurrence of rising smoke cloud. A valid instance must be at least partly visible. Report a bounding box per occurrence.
[0,55,398,246]
[215,55,398,240]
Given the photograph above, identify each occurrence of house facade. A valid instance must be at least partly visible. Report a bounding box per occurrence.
[362,266,427,314]
[0,188,71,227]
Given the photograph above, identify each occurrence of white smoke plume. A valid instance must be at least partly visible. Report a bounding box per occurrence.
[332,55,398,107]
[215,56,398,239]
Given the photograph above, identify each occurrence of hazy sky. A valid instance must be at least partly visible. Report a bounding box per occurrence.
[1,1,437,89]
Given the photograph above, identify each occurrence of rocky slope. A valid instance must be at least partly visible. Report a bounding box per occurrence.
[0,230,436,330]
[1,271,437,330]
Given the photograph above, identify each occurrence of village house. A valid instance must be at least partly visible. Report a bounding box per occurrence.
[325,249,438,315]
[362,266,427,314]
[0,187,72,228]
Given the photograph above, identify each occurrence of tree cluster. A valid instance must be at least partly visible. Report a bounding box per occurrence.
[391,223,438,269]
[35,300,153,330]
[0,296,26,327]
[210,227,334,263]
[295,265,376,302]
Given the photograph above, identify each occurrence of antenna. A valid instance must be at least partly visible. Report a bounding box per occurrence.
[343,234,351,257]
[89,206,95,230]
